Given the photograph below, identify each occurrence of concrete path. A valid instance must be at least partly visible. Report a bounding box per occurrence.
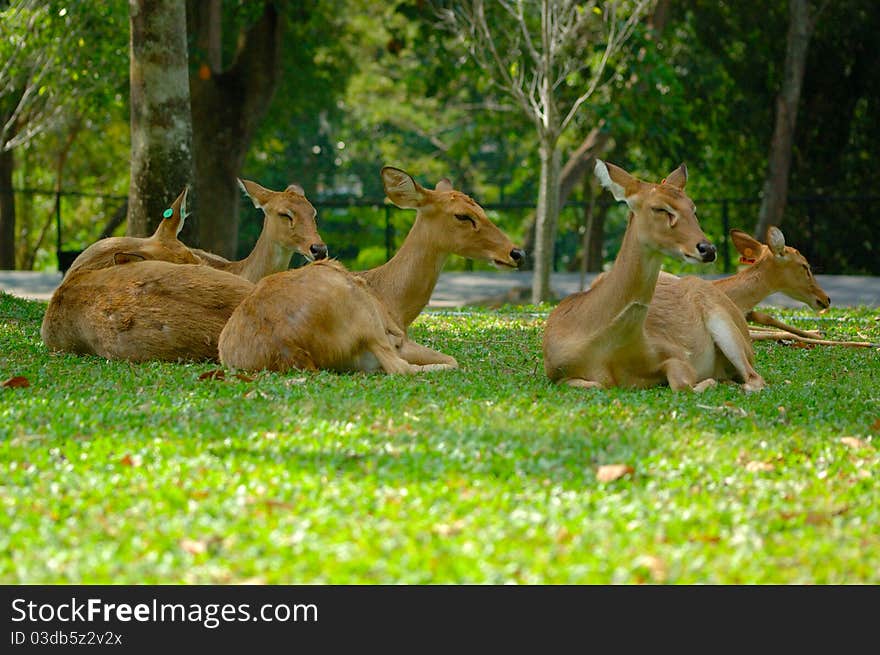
[2,269,879,308]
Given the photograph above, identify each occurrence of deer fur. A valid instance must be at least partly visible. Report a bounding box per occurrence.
[41,261,254,362]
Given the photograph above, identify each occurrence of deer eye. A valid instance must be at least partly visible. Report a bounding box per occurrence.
[653,207,676,227]
[455,213,477,228]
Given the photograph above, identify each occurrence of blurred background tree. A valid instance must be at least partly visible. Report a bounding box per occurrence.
[1,0,877,278]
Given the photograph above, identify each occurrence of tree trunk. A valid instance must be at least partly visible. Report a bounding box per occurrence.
[0,147,15,269]
[755,0,814,238]
[128,0,194,238]
[521,125,608,269]
[188,1,281,258]
[531,143,561,303]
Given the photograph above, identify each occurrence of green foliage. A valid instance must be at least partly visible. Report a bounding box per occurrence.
[2,292,879,583]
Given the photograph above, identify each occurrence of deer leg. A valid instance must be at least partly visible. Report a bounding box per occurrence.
[660,358,710,392]
[707,315,766,392]
[398,339,459,370]
[747,310,822,338]
[563,378,603,389]
[367,338,454,375]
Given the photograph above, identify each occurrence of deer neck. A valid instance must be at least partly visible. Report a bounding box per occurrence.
[363,217,447,329]
[595,217,665,315]
[713,262,772,314]
[234,227,294,283]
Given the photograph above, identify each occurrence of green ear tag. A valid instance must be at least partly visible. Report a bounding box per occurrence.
[162,208,174,219]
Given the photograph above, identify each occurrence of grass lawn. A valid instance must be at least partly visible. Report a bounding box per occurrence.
[1,291,878,584]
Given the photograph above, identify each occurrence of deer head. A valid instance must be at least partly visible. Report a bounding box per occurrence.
[731,226,830,310]
[380,166,524,269]
[238,179,328,262]
[595,160,716,264]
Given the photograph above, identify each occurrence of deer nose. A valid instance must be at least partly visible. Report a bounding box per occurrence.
[697,241,716,263]
[818,295,830,309]
[310,243,328,260]
[510,248,525,266]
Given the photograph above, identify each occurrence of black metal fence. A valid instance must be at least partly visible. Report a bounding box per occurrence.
[4,187,879,275]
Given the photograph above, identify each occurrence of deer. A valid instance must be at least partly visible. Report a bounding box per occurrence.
[710,227,829,338]
[64,186,203,276]
[41,261,255,362]
[218,260,450,373]
[354,166,524,367]
[187,179,328,283]
[217,166,525,374]
[543,160,765,392]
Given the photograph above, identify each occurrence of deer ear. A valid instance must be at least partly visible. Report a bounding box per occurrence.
[766,226,786,256]
[113,252,147,266]
[238,178,273,210]
[285,183,305,196]
[730,229,762,259]
[381,166,424,208]
[152,186,189,240]
[594,160,640,206]
[435,178,453,192]
[663,163,688,190]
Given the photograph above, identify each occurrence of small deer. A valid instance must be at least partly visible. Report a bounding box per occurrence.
[217,166,524,374]
[188,179,328,283]
[64,187,202,276]
[543,160,764,392]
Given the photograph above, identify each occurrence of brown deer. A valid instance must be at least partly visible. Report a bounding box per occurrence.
[355,166,524,367]
[188,179,328,283]
[218,260,450,373]
[543,160,764,392]
[41,261,255,362]
[712,227,829,337]
[64,187,203,276]
[218,166,524,373]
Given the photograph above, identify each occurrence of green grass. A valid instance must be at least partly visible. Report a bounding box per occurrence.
[1,291,878,583]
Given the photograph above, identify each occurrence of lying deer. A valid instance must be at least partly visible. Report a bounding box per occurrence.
[543,160,764,392]
[64,187,202,276]
[355,166,524,367]
[188,179,328,282]
[218,166,524,373]
[218,260,449,373]
[712,227,829,337]
[41,260,254,361]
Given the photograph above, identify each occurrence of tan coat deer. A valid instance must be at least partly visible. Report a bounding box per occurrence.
[64,187,202,276]
[218,260,449,373]
[188,179,327,283]
[543,160,764,392]
[41,261,254,361]
[218,166,524,374]
[356,166,524,367]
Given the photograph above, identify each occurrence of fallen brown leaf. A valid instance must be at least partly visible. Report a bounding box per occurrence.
[596,464,634,483]
[870,419,880,432]
[637,555,667,583]
[198,369,225,381]
[840,437,870,450]
[119,454,134,466]
[180,538,207,555]
[745,460,775,473]
[234,373,255,382]
[2,375,30,388]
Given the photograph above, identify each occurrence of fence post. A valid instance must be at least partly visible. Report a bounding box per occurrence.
[54,190,62,270]
[384,204,394,262]
[721,199,730,274]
